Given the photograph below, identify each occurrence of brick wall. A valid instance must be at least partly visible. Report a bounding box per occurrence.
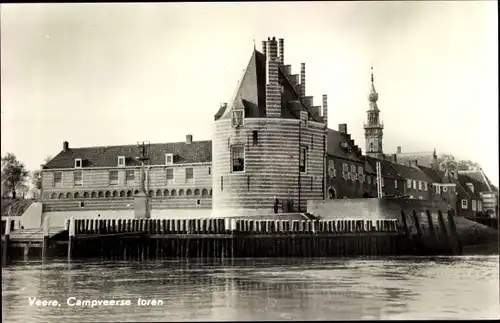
[212,118,325,215]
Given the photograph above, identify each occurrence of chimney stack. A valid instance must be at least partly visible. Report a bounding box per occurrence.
[63,141,69,152]
[300,63,306,97]
[186,134,193,144]
[278,38,284,64]
[322,95,328,126]
[397,146,401,154]
[338,123,347,134]
[265,37,281,118]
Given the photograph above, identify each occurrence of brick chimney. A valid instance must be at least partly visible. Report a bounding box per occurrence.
[397,146,401,154]
[338,124,347,134]
[278,38,284,64]
[265,37,281,118]
[63,141,69,152]
[186,134,193,144]
[322,95,328,126]
[300,63,306,97]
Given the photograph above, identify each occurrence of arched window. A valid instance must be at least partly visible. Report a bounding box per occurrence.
[51,193,57,199]
[171,189,177,196]
[66,192,73,199]
[98,191,104,198]
[164,189,169,196]
[179,189,185,196]
[127,190,132,197]
[156,189,162,196]
[134,190,139,195]
[58,193,65,199]
[186,189,192,196]
[370,143,374,151]
[148,189,154,196]
[201,189,208,197]
[83,192,90,198]
[194,189,200,196]
[91,192,97,198]
[105,191,111,198]
[120,190,125,197]
[74,192,80,199]
[112,191,118,197]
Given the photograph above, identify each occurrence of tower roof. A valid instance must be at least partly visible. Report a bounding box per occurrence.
[368,66,379,104]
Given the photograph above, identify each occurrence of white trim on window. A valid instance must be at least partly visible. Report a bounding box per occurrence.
[424,182,428,191]
[118,156,126,167]
[472,200,477,211]
[185,167,195,182]
[165,153,173,165]
[461,199,468,209]
[394,179,398,189]
[74,158,82,168]
[407,179,411,188]
[443,186,448,192]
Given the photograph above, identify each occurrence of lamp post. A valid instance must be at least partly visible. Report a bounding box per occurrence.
[134,141,150,219]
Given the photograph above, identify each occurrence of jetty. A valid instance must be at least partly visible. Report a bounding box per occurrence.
[2,207,493,263]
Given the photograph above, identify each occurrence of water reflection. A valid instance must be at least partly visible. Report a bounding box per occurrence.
[2,256,499,322]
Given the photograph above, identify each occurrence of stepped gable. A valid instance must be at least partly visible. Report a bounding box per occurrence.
[214,48,323,122]
[43,141,212,169]
[326,129,364,162]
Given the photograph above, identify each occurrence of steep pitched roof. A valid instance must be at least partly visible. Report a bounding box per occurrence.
[44,141,212,169]
[458,170,497,192]
[365,156,405,180]
[390,163,433,182]
[214,49,323,122]
[396,151,436,168]
[326,129,364,163]
[418,165,444,183]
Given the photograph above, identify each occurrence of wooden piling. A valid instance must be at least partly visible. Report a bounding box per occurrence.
[412,211,423,248]
[68,217,75,260]
[400,210,414,252]
[42,216,49,258]
[446,210,462,255]
[437,210,451,254]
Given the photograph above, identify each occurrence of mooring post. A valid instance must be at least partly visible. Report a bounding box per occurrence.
[2,215,12,264]
[412,210,423,246]
[437,210,451,254]
[42,216,49,258]
[400,210,414,251]
[446,210,462,255]
[68,217,75,260]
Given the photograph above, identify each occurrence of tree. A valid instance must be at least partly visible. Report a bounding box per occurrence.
[1,153,29,199]
[436,154,482,172]
[31,155,52,199]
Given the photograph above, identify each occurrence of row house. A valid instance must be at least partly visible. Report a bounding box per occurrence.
[326,125,367,199]
[391,161,433,200]
[41,136,213,210]
[364,156,406,198]
[458,170,498,218]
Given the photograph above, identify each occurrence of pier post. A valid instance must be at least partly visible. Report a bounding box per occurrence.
[68,217,75,260]
[400,210,414,251]
[437,210,451,254]
[412,211,423,247]
[42,216,49,258]
[446,210,462,255]
[2,215,11,264]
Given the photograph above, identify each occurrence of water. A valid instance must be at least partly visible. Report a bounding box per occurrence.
[2,256,499,322]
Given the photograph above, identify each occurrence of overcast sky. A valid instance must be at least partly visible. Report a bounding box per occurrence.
[1,1,498,185]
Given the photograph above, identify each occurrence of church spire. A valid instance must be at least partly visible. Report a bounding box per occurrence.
[364,65,384,159]
[368,66,378,104]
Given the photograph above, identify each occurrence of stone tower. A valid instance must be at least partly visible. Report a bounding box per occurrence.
[364,67,384,159]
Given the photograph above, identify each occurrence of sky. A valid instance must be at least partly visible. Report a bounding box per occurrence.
[1,1,498,185]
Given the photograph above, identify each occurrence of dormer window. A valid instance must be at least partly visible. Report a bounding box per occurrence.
[74,158,82,168]
[118,156,126,167]
[165,153,173,165]
[300,111,308,127]
[232,110,244,128]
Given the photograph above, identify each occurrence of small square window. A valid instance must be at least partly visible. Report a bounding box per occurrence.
[74,171,82,186]
[461,199,468,209]
[109,170,118,185]
[196,199,201,206]
[252,130,258,146]
[126,169,135,184]
[165,154,173,165]
[186,167,194,180]
[118,156,126,167]
[74,159,82,168]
